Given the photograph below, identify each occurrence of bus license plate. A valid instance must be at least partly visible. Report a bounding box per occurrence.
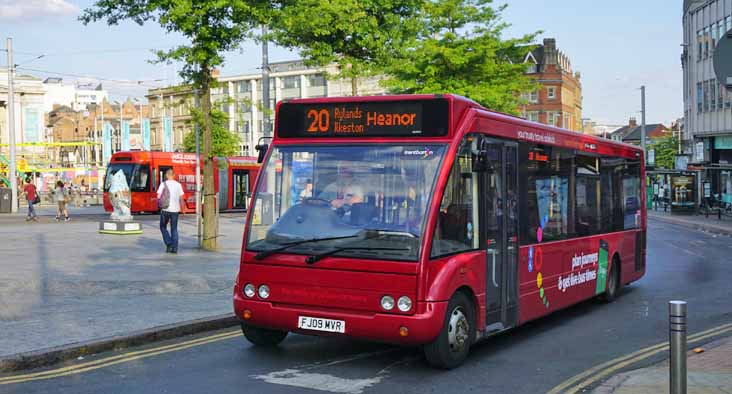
[297,316,345,333]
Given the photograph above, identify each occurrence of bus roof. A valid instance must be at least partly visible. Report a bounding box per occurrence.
[274,93,642,158]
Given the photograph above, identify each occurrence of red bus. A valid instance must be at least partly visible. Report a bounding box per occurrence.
[234,94,646,368]
[103,151,260,214]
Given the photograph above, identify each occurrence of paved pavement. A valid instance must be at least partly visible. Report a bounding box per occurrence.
[648,209,732,235]
[0,207,247,357]
[2,219,731,393]
[592,336,732,394]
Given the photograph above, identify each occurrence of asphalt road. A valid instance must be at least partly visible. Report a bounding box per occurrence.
[3,219,732,394]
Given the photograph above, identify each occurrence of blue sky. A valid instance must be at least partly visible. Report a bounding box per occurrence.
[1,0,683,125]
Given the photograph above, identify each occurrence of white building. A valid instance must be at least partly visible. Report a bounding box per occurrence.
[682,0,732,199]
[147,60,387,156]
[42,78,107,112]
[0,68,48,150]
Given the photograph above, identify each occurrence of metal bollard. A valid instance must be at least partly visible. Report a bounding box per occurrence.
[669,300,687,394]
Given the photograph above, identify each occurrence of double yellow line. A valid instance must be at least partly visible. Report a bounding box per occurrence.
[547,322,732,394]
[0,330,241,385]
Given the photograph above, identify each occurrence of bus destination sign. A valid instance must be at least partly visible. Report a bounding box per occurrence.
[277,99,449,138]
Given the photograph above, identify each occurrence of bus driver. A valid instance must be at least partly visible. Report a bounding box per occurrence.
[319,165,365,209]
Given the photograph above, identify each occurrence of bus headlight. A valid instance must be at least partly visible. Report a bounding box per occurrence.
[243,283,256,298]
[258,284,270,299]
[397,296,412,312]
[380,295,394,311]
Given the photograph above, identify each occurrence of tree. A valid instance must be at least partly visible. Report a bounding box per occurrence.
[268,0,422,95]
[649,134,678,170]
[81,1,269,250]
[182,107,240,157]
[382,0,538,114]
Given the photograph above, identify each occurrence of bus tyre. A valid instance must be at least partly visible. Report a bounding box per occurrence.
[424,292,475,369]
[600,258,621,303]
[241,324,288,346]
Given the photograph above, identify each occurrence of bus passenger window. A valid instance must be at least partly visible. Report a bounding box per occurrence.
[431,141,478,258]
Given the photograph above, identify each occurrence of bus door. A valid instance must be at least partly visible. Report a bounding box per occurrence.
[231,169,251,210]
[481,139,519,332]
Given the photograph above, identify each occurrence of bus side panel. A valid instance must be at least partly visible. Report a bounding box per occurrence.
[425,251,487,328]
[517,230,642,324]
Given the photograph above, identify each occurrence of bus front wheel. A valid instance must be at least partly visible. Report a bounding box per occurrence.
[424,291,475,369]
[241,324,288,346]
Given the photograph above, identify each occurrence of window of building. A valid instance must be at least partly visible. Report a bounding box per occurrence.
[240,145,250,156]
[720,82,725,110]
[727,16,732,36]
[726,84,731,108]
[527,111,539,122]
[705,26,711,58]
[308,74,326,87]
[239,120,250,134]
[697,82,703,113]
[711,80,717,110]
[719,21,726,48]
[529,90,539,103]
[238,81,250,93]
[283,76,300,89]
[704,80,709,112]
[712,23,718,50]
[239,102,250,113]
[431,136,480,258]
[526,63,538,74]
[547,87,557,100]
[546,111,561,126]
[698,29,704,61]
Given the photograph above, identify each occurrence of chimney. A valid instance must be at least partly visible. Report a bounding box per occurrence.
[543,38,556,51]
[543,38,558,67]
[629,117,637,127]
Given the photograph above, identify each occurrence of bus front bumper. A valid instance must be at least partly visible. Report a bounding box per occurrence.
[233,295,447,345]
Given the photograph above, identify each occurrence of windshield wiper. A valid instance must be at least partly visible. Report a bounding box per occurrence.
[305,246,411,264]
[363,229,419,238]
[254,235,361,260]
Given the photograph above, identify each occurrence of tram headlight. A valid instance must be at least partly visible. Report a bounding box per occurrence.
[243,283,256,298]
[258,284,270,299]
[397,296,413,312]
[380,295,395,311]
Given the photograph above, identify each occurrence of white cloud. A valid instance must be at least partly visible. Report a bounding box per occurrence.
[0,0,79,21]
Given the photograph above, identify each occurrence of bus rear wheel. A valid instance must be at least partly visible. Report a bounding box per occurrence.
[241,324,288,346]
[424,291,475,369]
[600,257,621,303]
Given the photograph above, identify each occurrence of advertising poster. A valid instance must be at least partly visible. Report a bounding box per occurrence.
[163,117,173,152]
[23,107,40,142]
[142,118,151,150]
[103,122,113,163]
[121,120,131,151]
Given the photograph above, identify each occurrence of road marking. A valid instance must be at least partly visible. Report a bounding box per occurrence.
[253,369,382,394]
[0,330,241,385]
[547,322,732,394]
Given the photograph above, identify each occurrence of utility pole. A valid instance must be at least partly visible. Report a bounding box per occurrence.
[6,37,18,213]
[261,25,270,138]
[640,86,647,159]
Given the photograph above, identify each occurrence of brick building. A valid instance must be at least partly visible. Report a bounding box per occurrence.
[609,117,670,145]
[520,38,584,132]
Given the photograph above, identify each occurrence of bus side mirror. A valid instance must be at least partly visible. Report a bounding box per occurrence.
[471,141,493,173]
[255,144,268,164]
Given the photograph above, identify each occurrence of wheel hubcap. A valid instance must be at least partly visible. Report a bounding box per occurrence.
[608,266,616,295]
[447,307,469,353]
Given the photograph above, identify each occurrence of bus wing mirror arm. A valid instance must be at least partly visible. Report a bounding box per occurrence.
[255,144,268,164]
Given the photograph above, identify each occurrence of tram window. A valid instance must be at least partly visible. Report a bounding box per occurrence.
[431,138,479,258]
[130,165,150,192]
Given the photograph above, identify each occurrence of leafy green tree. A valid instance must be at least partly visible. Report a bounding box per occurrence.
[268,0,422,95]
[182,107,240,157]
[81,0,269,250]
[382,0,538,114]
[649,134,679,169]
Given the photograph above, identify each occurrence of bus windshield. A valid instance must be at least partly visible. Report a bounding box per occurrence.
[246,144,446,261]
[104,163,150,192]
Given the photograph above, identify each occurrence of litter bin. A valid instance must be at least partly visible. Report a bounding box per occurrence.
[0,188,11,213]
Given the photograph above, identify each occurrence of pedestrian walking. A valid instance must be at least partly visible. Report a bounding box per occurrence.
[157,169,185,254]
[22,177,39,221]
[54,180,70,222]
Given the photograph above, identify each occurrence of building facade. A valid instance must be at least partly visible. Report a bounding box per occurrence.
[147,60,387,155]
[0,68,48,151]
[609,117,669,145]
[682,0,732,200]
[520,38,584,132]
[42,78,108,112]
